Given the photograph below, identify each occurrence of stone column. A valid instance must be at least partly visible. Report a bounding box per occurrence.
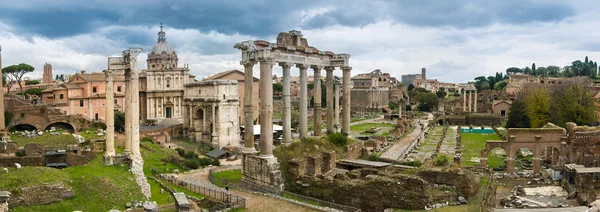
[474,90,478,112]
[129,50,142,156]
[463,89,466,112]
[259,59,274,158]
[334,84,340,132]
[124,69,132,154]
[342,66,352,134]
[104,69,116,164]
[312,66,322,137]
[0,46,6,138]
[280,62,292,144]
[298,64,309,139]
[243,61,256,152]
[325,67,335,134]
[468,90,472,112]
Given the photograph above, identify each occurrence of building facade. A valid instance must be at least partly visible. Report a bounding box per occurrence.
[205,70,259,124]
[183,80,240,148]
[139,26,193,122]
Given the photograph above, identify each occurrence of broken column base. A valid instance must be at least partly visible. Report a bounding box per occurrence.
[239,153,283,194]
[104,153,115,166]
[0,191,10,212]
[104,153,129,166]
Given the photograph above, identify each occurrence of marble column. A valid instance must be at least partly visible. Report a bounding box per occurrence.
[325,67,335,134]
[129,49,141,156]
[474,90,478,112]
[0,46,6,138]
[124,69,132,154]
[104,69,116,162]
[342,66,352,134]
[259,59,274,158]
[468,90,472,112]
[334,84,340,132]
[312,66,322,137]
[280,62,292,143]
[298,64,308,139]
[463,89,466,112]
[243,61,257,152]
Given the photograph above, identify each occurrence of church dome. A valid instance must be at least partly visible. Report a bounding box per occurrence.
[150,25,176,55]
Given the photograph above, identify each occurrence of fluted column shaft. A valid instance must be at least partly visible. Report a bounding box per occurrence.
[281,62,292,143]
[259,60,274,158]
[104,70,116,157]
[468,90,472,112]
[312,66,322,137]
[243,61,256,152]
[474,90,478,112]
[129,53,141,155]
[298,64,308,139]
[342,66,352,134]
[334,84,340,132]
[463,89,466,112]
[325,67,334,134]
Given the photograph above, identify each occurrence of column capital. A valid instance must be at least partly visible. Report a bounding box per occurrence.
[311,65,324,71]
[104,69,115,81]
[241,60,256,67]
[342,66,352,71]
[279,62,294,69]
[258,58,275,65]
[296,64,309,69]
[324,66,336,71]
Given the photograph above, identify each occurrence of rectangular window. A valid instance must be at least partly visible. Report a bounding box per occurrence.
[114,99,117,104]
[117,86,121,92]
[93,87,97,93]
[60,94,64,99]
[80,100,84,107]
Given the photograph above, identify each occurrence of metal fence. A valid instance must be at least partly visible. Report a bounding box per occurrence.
[152,169,247,209]
[280,191,362,212]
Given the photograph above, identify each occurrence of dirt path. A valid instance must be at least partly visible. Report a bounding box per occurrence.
[380,113,433,161]
[175,166,319,212]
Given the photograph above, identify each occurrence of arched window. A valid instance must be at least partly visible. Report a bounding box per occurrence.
[95,113,99,121]
[196,109,204,119]
[167,79,170,88]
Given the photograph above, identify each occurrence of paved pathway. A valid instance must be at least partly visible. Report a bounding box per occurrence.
[380,113,433,161]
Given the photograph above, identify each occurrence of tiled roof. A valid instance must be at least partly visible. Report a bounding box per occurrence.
[205,70,259,82]
[71,72,125,82]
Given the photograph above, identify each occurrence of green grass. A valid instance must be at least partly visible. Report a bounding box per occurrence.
[0,167,68,190]
[80,128,105,141]
[460,133,503,167]
[10,132,77,148]
[351,117,368,123]
[11,157,145,212]
[350,122,394,132]
[211,169,242,187]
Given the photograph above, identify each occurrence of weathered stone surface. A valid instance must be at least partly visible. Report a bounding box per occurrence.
[416,168,479,198]
[9,183,73,207]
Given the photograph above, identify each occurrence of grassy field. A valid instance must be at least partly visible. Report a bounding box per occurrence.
[211,169,242,187]
[350,122,394,132]
[460,133,504,168]
[10,132,77,148]
[10,157,146,212]
[80,128,105,141]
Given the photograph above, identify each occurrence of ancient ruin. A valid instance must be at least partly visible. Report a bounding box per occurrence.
[234,30,351,191]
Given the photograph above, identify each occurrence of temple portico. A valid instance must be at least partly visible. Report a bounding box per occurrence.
[234,30,351,190]
[462,85,477,112]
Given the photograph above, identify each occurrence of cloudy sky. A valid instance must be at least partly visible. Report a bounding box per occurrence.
[0,0,596,83]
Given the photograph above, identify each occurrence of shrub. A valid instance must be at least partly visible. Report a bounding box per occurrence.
[198,157,212,167]
[141,137,153,143]
[366,153,379,161]
[397,161,422,167]
[175,148,185,157]
[184,151,198,159]
[183,159,200,169]
[434,154,450,166]
[327,133,348,146]
[211,158,220,166]
[16,149,26,157]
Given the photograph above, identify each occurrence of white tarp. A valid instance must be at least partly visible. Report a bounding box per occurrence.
[241,125,283,135]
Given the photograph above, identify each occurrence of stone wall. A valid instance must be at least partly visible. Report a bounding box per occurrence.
[23,143,43,157]
[8,183,74,207]
[416,168,480,198]
[0,156,44,167]
[66,153,90,166]
[0,143,17,155]
[350,88,389,112]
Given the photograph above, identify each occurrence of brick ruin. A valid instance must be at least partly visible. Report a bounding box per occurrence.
[0,142,90,167]
[285,151,482,212]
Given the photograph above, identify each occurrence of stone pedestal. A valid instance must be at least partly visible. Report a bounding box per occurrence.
[241,153,282,193]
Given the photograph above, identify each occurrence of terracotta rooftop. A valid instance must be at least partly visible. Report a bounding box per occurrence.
[71,72,125,82]
[205,70,259,82]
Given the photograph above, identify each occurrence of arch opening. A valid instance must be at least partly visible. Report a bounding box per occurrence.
[45,122,75,133]
[487,147,507,170]
[10,124,37,132]
[514,148,535,172]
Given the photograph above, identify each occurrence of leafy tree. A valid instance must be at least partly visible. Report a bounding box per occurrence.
[415,92,439,112]
[414,87,429,93]
[547,66,560,76]
[327,133,348,146]
[407,84,415,91]
[25,80,40,85]
[25,88,44,96]
[272,83,283,93]
[494,81,508,90]
[487,76,496,89]
[523,67,532,75]
[115,111,125,132]
[506,99,530,128]
[524,88,550,128]
[3,63,34,95]
[506,67,522,75]
[435,90,447,99]
[550,83,595,126]
[389,101,398,110]
[532,63,536,73]
[1,67,15,93]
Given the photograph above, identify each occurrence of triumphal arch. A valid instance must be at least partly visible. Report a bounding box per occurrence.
[234,30,351,189]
